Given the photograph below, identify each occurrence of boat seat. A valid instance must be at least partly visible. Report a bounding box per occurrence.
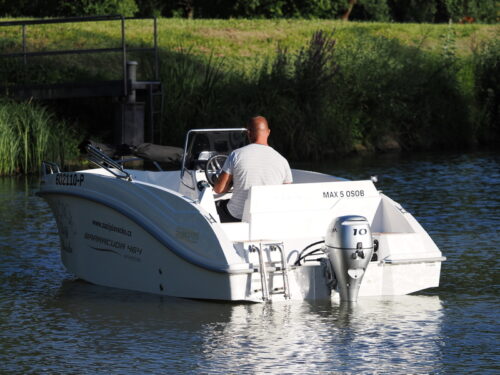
[220,222,250,242]
[242,180,381,241]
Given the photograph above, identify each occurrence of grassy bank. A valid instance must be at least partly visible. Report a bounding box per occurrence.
[0,18,497,72]
[0,18,498,165]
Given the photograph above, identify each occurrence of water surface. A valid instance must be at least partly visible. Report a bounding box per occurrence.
[1,151,498,374]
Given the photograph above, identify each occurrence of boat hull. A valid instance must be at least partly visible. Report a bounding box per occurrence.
[43,193,254,300]
[38,168,445,302]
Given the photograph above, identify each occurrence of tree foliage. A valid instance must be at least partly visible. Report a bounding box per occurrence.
[0,0,139,17]
[0,0,497,22]
[62,0,139,17]
[443,0,499,23]
[473,38,500,142]
[389,0,499,23]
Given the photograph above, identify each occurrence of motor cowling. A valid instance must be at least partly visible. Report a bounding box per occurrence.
[323,215,374,302]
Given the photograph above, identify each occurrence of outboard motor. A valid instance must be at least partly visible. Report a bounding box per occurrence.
[323,215,374,302]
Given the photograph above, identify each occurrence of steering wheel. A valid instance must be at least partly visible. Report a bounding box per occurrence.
[204,154,228,186]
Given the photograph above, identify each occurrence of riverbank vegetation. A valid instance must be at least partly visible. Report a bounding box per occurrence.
[0,18,498,174]
[0,100,80,175]
[157,22,499,159]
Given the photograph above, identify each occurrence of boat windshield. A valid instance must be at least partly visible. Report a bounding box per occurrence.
[181,128,248,171]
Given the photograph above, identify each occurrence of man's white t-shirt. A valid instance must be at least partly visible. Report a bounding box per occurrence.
[222,143,293,219]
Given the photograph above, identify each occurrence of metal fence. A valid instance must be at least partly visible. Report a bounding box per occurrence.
[0,15,159,97]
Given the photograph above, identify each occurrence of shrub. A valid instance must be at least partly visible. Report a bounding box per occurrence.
[159,49,228,144]
[157,27,479,159]
[135,0,166,17]
[473,38,500,144]
[333,29,471,151]
[389,0,439,23]
[159,31,343,160]
[0,0,139,17]
[255,30,342,159]
[348,0,391,21]
[60,0,139,17]
[443,0,499,24]
[286,0,349,19]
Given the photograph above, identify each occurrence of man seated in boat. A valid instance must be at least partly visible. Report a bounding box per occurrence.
[214,116,293,222]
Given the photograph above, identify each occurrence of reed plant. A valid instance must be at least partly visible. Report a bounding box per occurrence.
[254,30,344,159]
[159,48,222,144]
[0,100,81,175]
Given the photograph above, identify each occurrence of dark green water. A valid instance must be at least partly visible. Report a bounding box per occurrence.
[1,152,498,374]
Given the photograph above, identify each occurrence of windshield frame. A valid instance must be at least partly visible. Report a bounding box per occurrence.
[180,128,248,179]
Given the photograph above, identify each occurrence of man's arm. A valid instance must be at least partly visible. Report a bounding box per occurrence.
[214,172,233,194]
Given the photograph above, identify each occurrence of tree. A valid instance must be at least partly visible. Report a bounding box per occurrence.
[342,0,357,20]
[388,0,439,22]
[341,0,390,21]
[442,0,499,23]
[61,0,139,17]
[0,0,139,17]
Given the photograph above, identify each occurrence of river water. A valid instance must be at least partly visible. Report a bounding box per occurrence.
[1,151,498,374]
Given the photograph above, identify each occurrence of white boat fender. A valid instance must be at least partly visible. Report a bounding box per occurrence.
[322,215,374,302]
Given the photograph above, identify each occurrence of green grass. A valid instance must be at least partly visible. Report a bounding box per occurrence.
[0,18,498,163]
[0,18,497,74]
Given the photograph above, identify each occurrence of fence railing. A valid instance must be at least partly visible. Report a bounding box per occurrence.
[0,15,159,97]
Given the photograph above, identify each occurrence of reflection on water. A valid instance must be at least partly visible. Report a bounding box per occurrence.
[202,296,444,375]
[5,279,446,374]
[1,152,498,374]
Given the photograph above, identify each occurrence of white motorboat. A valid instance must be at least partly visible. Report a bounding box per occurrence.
[38,128,445,302]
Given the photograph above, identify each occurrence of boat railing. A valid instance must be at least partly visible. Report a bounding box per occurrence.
[86,144,132,181]
[41,161,61,176]
[250,242,290,302]
[116,157,164,171]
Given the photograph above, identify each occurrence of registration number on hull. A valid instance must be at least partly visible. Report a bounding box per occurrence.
[55,173,85,186]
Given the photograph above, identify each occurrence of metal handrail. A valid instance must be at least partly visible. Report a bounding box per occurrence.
[1,15,124,27]
[381,256,447,265]
[86,144,131,181]
[115,157,163,171]
[271,243,290,299]
[0,15,159,92]
[252,244,270,302]
[1,46,155,59]
[41,161,61,176]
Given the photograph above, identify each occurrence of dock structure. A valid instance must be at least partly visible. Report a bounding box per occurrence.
[0,15,163,145]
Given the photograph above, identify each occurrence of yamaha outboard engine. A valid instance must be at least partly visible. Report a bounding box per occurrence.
[323,215,374,302]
